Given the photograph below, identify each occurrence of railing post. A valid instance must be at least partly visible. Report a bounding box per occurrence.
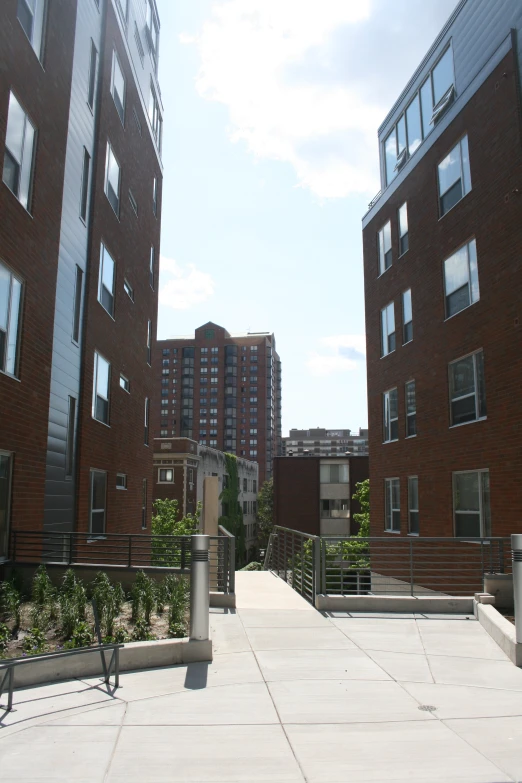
[68,533,73,565]
[190,535,209,642]
[229,535,236,594]
[499,539,505,574]
[181,537,186,570]
[313,538,320,600]
[128,535,132,568]
[512,534,522,645]
[410,539,414,596]
[11,530,16,562]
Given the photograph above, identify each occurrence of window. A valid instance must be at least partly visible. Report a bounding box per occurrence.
[116,473,127,490]
[210,439,218,447]
[162,348,170,356]
[320,463,349,483]
[142,479,147,529]
[211,367,218,374]
[158,468,173,482]
[72,266,83,344]
[200,367,208,374]
[116,0,128,24]
[104,142,120,216]
[438,136,471,216]
[378,221,392,274]
[211,346,218,353]
[383,44,454,185]
[97,243,116,316]
[133,106,142,135]
[449,350,486,426]
[92,352,110,424]
[87,40,98,110]
[385,478,400,532]
[402,289,413,343]
[144,397,149,444]
[0,453,13,560]
[145,0,160,67]
[147,320,152,365]
[321,499,349,518]
[17,0,47,60]
[153,176,158,216]
[149,246,155,289]
[243,501,248,514]
[453,470,490,537]
[444,239,479,318]
[129,190,138,216]
[65,397,76,478]
[3,92,36,210]
[80,148,91,222]
[381,302,395,357]
[398,203,408,255]
[134,23,145,67]
[124,278,134,302]
[243,478,247,492]
[383,388,398,442]
[250,449,257,456]
[119,374,130,394]
[89,470,107,537]
[111,50,125,124]
[0,261,23,377]
[405,380,416,437]
[408,477,419,535]
[148,83,162,151]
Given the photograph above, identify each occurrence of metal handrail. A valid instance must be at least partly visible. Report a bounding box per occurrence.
[265,527,512,601]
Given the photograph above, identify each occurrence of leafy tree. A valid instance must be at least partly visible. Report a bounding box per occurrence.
[151,498,200,566]
[219,453,245,566]
[256,477,274,548]
[352,479,370,536]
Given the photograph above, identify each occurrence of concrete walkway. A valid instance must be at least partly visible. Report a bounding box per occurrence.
[1,571,522,782]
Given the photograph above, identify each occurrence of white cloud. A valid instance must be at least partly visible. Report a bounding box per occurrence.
[307,334,366,376]
[159,256,215,310]
[183,0,458,199]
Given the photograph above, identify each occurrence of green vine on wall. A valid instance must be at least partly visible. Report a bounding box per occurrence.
[219,453,245,567]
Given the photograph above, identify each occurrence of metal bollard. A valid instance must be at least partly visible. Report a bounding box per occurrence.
[512,534,522,644]
[190,534,210,641]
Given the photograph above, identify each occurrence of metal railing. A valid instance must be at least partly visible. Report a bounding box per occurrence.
[9,528,236,595]
[265,526,511,602]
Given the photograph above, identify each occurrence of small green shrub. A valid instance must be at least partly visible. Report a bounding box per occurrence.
[168,621,186,639]
[31,566,57,629]
[22,627,48,656]
[63,622,94,649]
[0,579,22,627]
[92,572,125,637]
[164,574,189,635]
[102,625,129,645]
[240,561,263,571]
[131,618,156,642]
[0,622,10,657]
[131,570,156,624]
[59,570,87,639]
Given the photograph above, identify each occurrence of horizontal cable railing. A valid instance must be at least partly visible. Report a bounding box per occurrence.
[265,527,511,600]
[10,529,235,594]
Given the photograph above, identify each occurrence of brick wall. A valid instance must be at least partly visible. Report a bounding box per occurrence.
[363,51,522,538]
[75,3,162,535]
[0,0,77,532]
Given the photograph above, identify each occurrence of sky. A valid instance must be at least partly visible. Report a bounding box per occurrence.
[155,0,458,435]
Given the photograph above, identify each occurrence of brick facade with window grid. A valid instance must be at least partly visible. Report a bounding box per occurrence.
[363,41,522,538]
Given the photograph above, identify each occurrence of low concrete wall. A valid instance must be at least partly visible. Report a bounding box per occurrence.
[5,636,213,689]
[315,594,474,613]
[483,573,514,609]
[474,601,521,667]
[210,592,236,608]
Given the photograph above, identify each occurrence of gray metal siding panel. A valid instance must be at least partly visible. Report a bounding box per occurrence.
[43,0,105,532]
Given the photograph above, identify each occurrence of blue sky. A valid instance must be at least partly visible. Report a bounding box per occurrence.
[155,0,458,435]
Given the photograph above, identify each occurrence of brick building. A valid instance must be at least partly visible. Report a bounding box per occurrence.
[362,0,522,538]
[273,456,369,537]
[153,437,259,557]
[283,428,368,457]
[0,0,163,561]
[154,322,282,486]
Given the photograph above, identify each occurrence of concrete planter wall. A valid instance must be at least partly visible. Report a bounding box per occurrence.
[474,601,521,667]
[7,636,213,689]
[483,573,514,609]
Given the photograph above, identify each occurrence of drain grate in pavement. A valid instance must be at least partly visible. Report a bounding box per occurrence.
[418,704,437,712]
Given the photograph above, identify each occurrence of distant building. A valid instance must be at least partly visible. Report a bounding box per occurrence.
[273,455,369,537]
[153,438,259,556]
[282,428,368,457]
[362,0,522,537]
[154,322,282,485]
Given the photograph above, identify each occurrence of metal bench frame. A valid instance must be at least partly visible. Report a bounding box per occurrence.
[0,642,123,712]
